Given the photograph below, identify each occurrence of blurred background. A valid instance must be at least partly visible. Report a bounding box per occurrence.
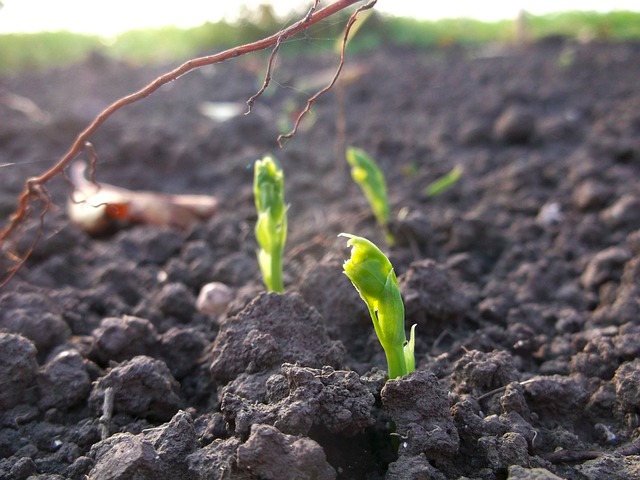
[2,1,640,35]
[1,0,640,71]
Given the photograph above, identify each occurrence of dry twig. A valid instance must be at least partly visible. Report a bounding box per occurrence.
[278,0,377,146]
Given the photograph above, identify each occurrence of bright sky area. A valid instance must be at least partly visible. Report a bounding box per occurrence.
[0,0,639,37]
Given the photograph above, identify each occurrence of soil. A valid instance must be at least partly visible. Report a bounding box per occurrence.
[0,37,639,480]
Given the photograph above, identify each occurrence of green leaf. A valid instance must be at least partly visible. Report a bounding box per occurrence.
[404,324,416,373]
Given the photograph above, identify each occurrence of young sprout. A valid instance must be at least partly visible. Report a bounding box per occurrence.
[340,233,415,379]
[424,165,463,197]
[254,155,287,293]
[346,146,395,245]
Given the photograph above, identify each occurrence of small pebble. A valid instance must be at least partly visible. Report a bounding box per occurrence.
[196,282,233,316]
[536,202,564,227]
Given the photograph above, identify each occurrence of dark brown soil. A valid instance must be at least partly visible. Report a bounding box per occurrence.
[0,38,639,479]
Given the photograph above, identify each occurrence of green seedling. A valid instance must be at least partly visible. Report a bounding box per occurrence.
[424,165,463,197]
[254,155,287,293]
[340,233,415,379]
[346,146,395,245]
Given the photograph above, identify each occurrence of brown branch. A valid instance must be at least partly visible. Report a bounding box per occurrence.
[277,0,377,147]
[246,0,321,114]
[0,0,368,287]
[245,35,283,114]
[2,183,51,288]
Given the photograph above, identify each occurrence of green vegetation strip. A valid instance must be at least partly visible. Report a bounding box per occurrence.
[1,10,640,73]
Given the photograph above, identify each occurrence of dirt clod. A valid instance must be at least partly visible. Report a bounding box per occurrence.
[0,332,38,410]
[0,292,70,355]
[37,349,91,411]
[236,424,337,480]
[382,370,459,460]
[89,432,163,480]
[208,292,345,383]
[493,105,536,144]
[90,315,159,364]
[399,259,471,338]
[613,359,640,415]
[222,363,375,438]
[507,465,564,480]
[89,355,183,421]
[452,350,519,396]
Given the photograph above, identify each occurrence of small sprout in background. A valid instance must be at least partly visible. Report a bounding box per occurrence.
[196,282,234,316]
[346,146,395,245]
[254,155,287,293]
[340,233,416,380]
[556,46,576,69]
[401,163,420,177]
[423,165,463,197]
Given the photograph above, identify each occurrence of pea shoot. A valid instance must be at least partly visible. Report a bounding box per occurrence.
[340,233,415,379]
[254,155,287,293]
[346,147,395,245]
